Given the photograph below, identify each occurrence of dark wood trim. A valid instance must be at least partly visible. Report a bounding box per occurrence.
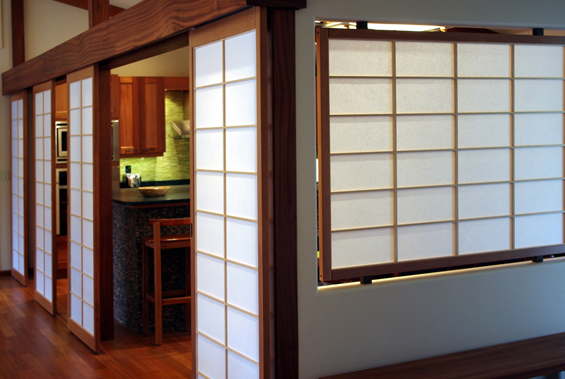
[269,8,298,379]
[96,67,114,341]
[320,332,565,379]
[316,28,332,281]
[11,0,25,67]
[3,0,307,95]
[188,29,195,379]
[0,271,11,276]
[88,0,110,28]
[53,0,124,17]
[330,245,565,281]
[257,7,274,378]
[327,28,565,45]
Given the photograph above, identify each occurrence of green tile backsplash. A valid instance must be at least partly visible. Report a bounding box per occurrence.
[120,90,190,182]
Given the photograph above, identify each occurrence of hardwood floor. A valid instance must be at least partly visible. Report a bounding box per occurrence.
[0,275,192,379]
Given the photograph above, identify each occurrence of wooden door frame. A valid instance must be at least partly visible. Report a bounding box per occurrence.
[2,1,299,375]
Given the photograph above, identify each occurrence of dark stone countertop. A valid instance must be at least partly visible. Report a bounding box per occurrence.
[112,184,190,206]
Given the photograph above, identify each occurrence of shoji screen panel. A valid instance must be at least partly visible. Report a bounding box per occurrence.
[317,28,565,281]
[191,8,270,379]
[33,82,57,314]
[67,66,99,352]
[10,92,27,286]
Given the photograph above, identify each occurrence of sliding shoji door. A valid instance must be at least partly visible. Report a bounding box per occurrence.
[33,82,57,314]
[191,8,272,379]
[10,92,28,286]
[317,28,565,281]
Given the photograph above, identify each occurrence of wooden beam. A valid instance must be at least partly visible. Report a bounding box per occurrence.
[53,0,123,17]
[270,8,298,379]
[88,0,110,28]
[11,0,25,66]
[2,0,306,95]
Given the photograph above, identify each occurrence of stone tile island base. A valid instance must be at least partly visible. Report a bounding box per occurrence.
[113,203,191,335]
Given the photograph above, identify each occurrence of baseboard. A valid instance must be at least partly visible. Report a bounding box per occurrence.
[0,270,11,276]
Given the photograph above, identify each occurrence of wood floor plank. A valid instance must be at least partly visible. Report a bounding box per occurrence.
[0,276,192,379]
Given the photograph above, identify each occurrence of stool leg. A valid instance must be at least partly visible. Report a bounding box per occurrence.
[142,243,149,337]
[185,245,190,332]
[154,223,163,346]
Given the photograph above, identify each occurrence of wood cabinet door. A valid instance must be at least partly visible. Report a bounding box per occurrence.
[111,75,120,120]
[139,77,165,155]
[119,77,139,155]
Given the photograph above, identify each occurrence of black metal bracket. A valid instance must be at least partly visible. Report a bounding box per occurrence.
[533,28,544,36]
[357,21,368,30]
[532,256,544,263]
[360,276,372,285]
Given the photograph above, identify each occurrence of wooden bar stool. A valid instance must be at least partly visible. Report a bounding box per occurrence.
[142,217,191,346]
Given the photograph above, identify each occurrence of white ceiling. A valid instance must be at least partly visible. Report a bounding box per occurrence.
[109,0,144,9]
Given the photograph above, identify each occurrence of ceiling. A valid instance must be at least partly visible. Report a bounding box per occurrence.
[109,0,143,9]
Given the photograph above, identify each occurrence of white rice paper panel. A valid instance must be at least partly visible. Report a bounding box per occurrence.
[226,218,258,268]
[329,39,392,77]
[227,307,259,362]
[226,262,258,315]
[330,191,394,230]
[330,153,393,191]
[397,151,454,187]
[514,45,563,78]
[457,43,511,78]
[83,304,94,334]
[458,183,511,219]
[82,164,93,191]
[515,147,563,180]
[396,115,454,150]
[458,114,511,148]
[226,173,258,220]
[71,294,82,322]
[458,149,510,184]
[225,79,257,127]
[459,218,511,254]
[195,41,223,87]
[458,79,511,113]
[197,253,225,301]
[515,213,563,248]
[396,42,454,77]
[195,86,224,129]
[330,78,392,115]
[515,113,563,146]
[330,116,393,153]
[197,334,226,379]
[397,187,454,224]
[83,247,94,277]
[514,80,563,112]
[331,228,394,268]
[196,129,224,171]
[226,127,257,173]
[398,223,454,261]
[196,212,225,258]
[396,79,454,114]
[196,171,224,214]
[197,294,225,344]
[228,351,259,379]
[515,180,563,214]
[225,31,256,82]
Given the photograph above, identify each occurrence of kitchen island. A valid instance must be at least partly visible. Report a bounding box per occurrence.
[113,185,190,334]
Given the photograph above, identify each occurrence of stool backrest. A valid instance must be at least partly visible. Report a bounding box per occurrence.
[148,217,191,227]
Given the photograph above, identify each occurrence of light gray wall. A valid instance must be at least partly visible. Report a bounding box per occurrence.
[295,1,565,378]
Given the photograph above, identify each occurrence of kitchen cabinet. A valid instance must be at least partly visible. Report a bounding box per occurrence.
[55,81,67,121]
[119,76,165,157]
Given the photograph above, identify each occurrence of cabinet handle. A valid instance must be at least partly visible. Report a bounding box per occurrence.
[126,149,137,153]
[142,148,155,151]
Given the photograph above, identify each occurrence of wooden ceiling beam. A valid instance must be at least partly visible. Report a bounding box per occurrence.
[2,0,306,95]
[88,0,110,28]
[53,0,124,17]
[11,0,25,66]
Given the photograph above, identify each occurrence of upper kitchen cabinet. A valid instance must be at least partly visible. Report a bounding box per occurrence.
[111,75,120,120]
[119,76,165,157]
[55,81,67,121]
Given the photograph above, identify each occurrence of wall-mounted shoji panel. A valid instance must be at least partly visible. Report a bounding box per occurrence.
[33,82,57,315]
[191,8,268,378]
[317,28,565,281]
[10,92,27,286]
